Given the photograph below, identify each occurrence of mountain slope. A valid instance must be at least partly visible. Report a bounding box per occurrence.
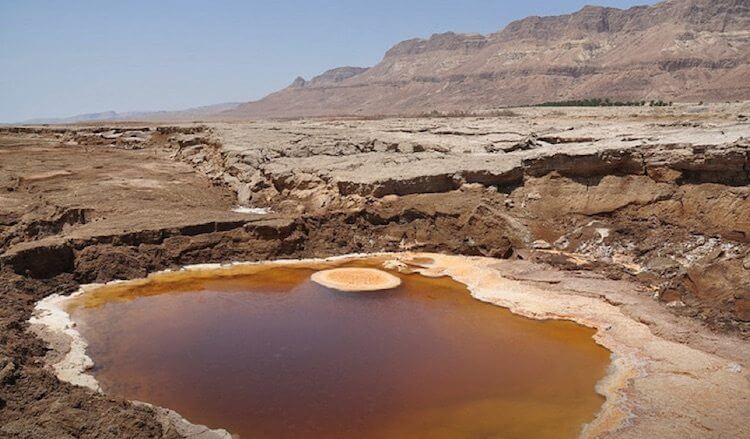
[23,102,242,125]
[225,0,750,118]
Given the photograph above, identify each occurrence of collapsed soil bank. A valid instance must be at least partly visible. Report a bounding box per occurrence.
[5,206,747,438]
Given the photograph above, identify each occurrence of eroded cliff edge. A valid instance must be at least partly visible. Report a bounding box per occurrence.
[1,103,749,437]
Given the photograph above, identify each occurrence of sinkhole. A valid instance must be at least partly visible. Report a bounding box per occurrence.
[62,257,611,438]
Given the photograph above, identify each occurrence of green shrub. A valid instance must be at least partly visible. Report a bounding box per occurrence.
[536,98,647,107]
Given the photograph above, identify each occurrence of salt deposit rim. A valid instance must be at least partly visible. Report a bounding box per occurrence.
[30,252,747,438]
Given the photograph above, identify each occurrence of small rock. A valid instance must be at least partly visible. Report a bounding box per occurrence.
[701,247,724,264]
[237,183,253,206]
[553,236,570,249]
[100,130,121,140]
[0,360,16,384]
[646,257,682,274]
[178,136,206,148]
[666,300,686,309]
[743,254,750,270]
[658,288,682,303]
[122,130,148,139]
[372,140,388,152]
[727,363,743,373]
[532,240,552,250]
[460,183,484,192]
[190,153,207,164]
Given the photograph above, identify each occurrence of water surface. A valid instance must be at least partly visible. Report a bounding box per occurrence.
[69,261,610,438]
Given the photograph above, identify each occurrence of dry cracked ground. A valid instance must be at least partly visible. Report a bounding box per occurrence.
[1,103,750,437]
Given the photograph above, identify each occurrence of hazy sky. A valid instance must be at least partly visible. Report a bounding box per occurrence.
[1,0,656,122]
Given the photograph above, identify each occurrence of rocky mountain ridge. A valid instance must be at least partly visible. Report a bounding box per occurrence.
[225,0,750,118]
[20,102,242,125]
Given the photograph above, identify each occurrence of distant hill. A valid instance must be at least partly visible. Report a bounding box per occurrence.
[23,102,241,124]
[223,0,750,118]
[25,0,750,123]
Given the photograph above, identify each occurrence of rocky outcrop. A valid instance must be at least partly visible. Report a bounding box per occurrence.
[306,67,369,86]
[384,32,489,57]
[289,67,370,89]
[496,0,750,39]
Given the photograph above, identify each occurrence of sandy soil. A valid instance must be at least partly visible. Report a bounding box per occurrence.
[1,104,749,437]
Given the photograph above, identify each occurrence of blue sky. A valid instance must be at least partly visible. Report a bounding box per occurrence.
[0,0,656,122]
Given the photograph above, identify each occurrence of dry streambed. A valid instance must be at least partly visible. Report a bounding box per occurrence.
[29,253,750,438]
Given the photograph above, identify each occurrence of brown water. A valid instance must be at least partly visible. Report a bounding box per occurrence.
[68,261,611,439]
